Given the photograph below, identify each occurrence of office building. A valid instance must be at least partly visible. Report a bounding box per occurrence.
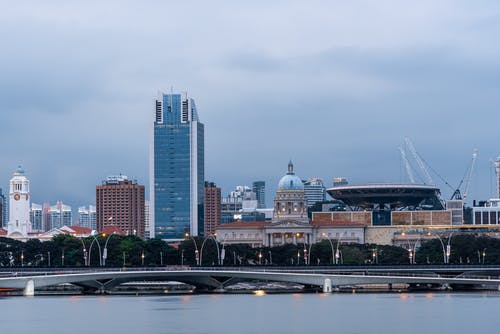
[252,181,266,209]
[48,201,72,229]
[204,181,221,236]
[303,178,326,207]
[78,205,96,230]
[472,199,500,225]
[150,92,204,240]
[30,203,43,232]
[96,175,145,238]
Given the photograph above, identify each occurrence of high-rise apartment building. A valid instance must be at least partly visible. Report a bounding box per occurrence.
[252,181,266,209]
[204,182,221,236]
[303,178,326,207]
[30,203,43,232]
[150,92,205,240]
[78,205,96,230]
[96,175,145,238]
[49,201,72,229]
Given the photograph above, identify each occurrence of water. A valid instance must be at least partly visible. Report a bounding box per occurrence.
[1,292,499,334]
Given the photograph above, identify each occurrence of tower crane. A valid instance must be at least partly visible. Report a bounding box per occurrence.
[404,138,434,185]
[451,149,478,201]
[399,146,415,183]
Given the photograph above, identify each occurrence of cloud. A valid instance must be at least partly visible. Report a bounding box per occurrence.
[1,0,500,210]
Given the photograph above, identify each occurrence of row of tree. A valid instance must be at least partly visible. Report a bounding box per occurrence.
[1,234,499,267]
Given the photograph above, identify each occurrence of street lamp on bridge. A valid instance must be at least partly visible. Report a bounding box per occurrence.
[184,233,199,266]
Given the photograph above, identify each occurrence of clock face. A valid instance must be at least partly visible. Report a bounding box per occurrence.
[14,193,21,201]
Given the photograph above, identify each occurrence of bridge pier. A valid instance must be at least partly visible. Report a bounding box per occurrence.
[23,279,35,297]
[323,279,332,293]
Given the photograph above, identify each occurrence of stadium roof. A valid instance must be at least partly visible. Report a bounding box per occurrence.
[326,183,444,210]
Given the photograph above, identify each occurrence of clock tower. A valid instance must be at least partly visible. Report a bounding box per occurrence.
[7,166,32,238]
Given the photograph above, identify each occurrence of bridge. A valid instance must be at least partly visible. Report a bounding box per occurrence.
[1,266,500,296]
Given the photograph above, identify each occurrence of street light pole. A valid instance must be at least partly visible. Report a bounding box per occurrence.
[321,233,335,265]
[184,232,200,266]
[426,232,447,264]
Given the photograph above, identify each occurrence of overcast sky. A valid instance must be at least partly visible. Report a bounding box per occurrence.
[1,0,500,210]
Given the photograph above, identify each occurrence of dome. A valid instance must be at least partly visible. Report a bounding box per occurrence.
[14,165,25,175]
[277,161,304,191]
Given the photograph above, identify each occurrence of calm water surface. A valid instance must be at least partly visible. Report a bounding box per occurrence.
[1,292,499,334]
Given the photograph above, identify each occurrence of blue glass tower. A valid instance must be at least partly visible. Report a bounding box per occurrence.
[150,92,204,240]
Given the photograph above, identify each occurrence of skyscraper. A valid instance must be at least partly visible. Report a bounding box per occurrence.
[252,181,266,208]
[96,175,145,237]
[150,92,205,240]
[204,182,221,236]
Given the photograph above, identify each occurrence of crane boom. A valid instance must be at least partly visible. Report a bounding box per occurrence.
[462,149,478,201]
[404,138,434,185]
[399,146,415,183]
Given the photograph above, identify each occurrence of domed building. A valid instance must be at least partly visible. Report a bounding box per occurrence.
[215,161,365,252]
[273,161,308,224]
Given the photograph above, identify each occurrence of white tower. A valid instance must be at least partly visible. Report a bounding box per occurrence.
[495,157,500,199]
[7,166,32,238]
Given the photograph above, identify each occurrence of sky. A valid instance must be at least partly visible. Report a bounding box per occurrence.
[1,0,500,211]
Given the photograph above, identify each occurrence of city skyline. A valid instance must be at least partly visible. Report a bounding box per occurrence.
[1,1,500,210]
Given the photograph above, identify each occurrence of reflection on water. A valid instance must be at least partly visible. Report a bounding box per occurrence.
[0,292,498,334]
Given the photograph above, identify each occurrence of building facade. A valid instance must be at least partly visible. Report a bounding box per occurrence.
[303,178,326,207]
[48,201,72,229]
[204,181,221,236]
[252,181,266,209]
[30,203,43,232]
[78,205,97,230]
[150,92,205,240]
[96,175,145,238]
[473,199,500,225]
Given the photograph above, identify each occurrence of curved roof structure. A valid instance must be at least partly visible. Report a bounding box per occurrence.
[326,183,444,210]
[277,161,304,191]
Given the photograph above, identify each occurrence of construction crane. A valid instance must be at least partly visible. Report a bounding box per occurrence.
[404,138,434,185]
[451,149,478,201]
[399,146,415,183]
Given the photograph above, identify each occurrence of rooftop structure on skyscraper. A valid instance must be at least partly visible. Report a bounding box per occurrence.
[150,91,204,240]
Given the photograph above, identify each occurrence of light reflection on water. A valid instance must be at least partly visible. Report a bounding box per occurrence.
[0,292,499,334]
